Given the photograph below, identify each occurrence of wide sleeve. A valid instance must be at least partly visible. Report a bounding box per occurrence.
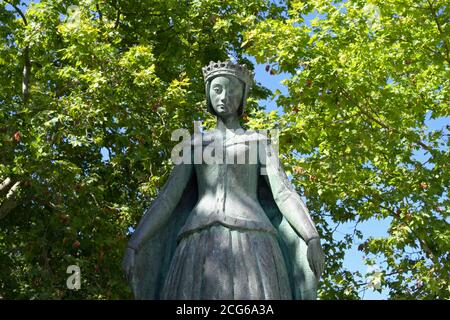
[259,138,320,243]
[127,163,194,251]
[128,163,198,299]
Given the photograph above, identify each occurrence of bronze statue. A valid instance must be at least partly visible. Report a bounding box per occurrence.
[122,61,324,299]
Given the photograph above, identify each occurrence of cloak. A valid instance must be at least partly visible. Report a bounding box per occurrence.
[129,168,317,300]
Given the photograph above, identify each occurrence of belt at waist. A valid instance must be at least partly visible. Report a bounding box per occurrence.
[177,215,278,241]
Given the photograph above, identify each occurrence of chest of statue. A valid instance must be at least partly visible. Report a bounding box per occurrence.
[177,135,277,239]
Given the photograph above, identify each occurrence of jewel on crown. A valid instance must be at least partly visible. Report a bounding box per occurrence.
[202,61,254,87]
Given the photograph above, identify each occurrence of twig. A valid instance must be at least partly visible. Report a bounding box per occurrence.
[331,221,341,234]
[90,193,100,207]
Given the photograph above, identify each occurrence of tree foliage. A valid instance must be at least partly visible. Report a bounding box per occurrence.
[245,0,449,299]
[0,0,274,299]
[0,0,449,299]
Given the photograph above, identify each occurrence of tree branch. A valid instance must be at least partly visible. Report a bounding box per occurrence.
[335,77,435,154]
[426,0,450,65]
[0,177,12,193]
[371,199,443,272]
[0,181,20,219]
[4,0,28,25]
[4,0,31,102]
[22,45,30,102]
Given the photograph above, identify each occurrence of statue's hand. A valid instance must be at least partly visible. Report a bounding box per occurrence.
[122,247,136,283]
[307,238,325,281]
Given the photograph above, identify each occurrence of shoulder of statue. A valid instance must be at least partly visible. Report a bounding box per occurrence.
[187,130,272,146]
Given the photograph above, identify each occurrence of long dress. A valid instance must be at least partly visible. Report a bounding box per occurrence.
[160,133,291,298]
[129,132,317,300]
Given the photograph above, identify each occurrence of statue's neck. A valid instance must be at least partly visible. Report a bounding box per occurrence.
[216,116,242,135]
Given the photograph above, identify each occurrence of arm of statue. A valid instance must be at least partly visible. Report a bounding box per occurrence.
[260,141,324,280]
[122,163,193,280]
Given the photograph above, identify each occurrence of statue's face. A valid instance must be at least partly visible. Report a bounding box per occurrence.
[209,75,244,117]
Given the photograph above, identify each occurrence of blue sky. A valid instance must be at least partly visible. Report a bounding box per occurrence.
[252,53,448,300]
[252,61,392,299]
[249,4,449,298]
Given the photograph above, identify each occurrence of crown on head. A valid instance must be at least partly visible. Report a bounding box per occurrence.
[202,61,254,87]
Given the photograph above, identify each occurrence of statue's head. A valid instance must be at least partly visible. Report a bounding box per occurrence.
[202,61,253,117]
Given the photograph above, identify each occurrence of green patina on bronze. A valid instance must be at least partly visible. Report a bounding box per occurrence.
[122,61,324,300]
